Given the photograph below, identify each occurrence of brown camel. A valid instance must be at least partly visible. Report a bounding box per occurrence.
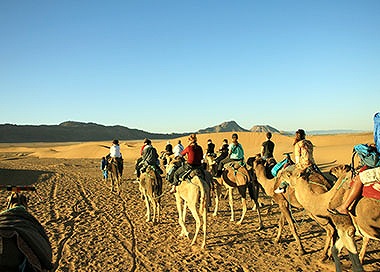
[107,158,121,193]
[329,165,380,264]
[138,165,163,223]
[166,158,209,249]
[280,165,368,271]
[253,157,335,259]
[214,162,263,228]
[203,156,262,227]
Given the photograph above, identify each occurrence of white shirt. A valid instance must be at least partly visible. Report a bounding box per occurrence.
[173,143,184,157]
[110,144,122,158]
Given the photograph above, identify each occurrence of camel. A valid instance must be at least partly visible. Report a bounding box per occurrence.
[166,158,209,249]
[280,165,368,272]
[253,157,335,259]
[107,158,122,193]
[138,165,163,223]
[214,162,263,228]
[0,189,53,271]
[328,165,380,264]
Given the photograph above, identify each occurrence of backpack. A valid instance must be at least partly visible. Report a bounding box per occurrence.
[271,157,288,177]
[374,112,380,152]
[352,144,380,168]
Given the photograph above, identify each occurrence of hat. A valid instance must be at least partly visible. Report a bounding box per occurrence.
[188,133,197,143]
[112,139,119,145]
[144,138,151,144]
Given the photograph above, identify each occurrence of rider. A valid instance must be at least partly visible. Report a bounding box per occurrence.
[109,139,123,177]
[165,141,173,155]
[101,156,108,180]
[261,132,275,160]
[274,129,316,193]
[136,138,162,179]
[206,139,215,156]
[215,133,244,177]
[169,133,203,193]
[212,139,229,166]
[173,140,184,158]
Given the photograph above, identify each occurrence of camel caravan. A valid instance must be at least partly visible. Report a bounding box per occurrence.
[130,113,380,271]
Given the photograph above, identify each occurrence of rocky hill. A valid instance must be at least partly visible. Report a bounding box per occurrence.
[197,121,249,134]
[250,125,281,133]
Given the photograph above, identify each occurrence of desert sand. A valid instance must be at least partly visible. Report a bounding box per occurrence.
[0,132,379,272]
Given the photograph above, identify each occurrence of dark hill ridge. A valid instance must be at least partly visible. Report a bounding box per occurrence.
[0,121,283,143]
[0,121,186,143]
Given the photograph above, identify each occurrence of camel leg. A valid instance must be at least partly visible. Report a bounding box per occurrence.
[278,203,305,255]
[212,185,221,217]
[228,188,234,222]
[156,202,161,223]
[151,198,156,223]
[336,226,363,272]
[175,194,189,238]
[359,237,369,263]
[275,213,285,243]
[182,200,187,222]
[248,182,263,230]
[320,224,335,261]
[201,201,207,249]
[144,194,151,222]
[237,197,247,225]
[331,243,343,272]
[187,201,201,246]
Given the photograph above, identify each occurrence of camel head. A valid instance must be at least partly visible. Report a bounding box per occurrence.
[277,166,304,188]
[329,164,351,179]
[6,192,28,210]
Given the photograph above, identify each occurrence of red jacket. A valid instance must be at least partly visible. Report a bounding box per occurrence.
[181,144,203,166]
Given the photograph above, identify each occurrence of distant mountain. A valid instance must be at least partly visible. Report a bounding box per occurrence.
[197,121,249,134]
[0,120,367,143]
[250,125,281,134]
[0,121,186,143]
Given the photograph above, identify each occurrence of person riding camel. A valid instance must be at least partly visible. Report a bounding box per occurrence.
[261,132,275,160]
[135,138,162,179]
[328,112,380,216]
[109,139,123,177]
[212,139,229,166]
[215,133,244,177]
[206,139,215,156]
[173,140,184,158]
[169,133,204,193]
[275,129,321,193]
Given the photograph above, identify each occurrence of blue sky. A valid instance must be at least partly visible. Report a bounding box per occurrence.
[1,1,379,133]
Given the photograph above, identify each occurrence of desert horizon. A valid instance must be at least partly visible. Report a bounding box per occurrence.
[0,131,379,271]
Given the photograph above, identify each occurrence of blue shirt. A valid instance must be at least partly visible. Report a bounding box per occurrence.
[229,143,244,160]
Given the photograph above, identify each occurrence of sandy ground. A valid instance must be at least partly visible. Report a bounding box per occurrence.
[0,132,379,272]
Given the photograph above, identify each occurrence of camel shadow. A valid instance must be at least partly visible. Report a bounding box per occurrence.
[0,168,54,186]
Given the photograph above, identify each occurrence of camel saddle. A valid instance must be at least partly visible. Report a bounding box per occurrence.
[362,182,380,200]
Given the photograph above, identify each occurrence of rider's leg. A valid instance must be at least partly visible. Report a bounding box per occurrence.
[334,175,363,215]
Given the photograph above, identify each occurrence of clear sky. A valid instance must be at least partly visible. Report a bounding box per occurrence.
[1,1,379,133]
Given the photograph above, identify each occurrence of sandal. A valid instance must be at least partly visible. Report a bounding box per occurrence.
[327,208,349,216]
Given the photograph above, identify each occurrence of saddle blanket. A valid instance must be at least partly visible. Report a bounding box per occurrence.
[362,182,380,200]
